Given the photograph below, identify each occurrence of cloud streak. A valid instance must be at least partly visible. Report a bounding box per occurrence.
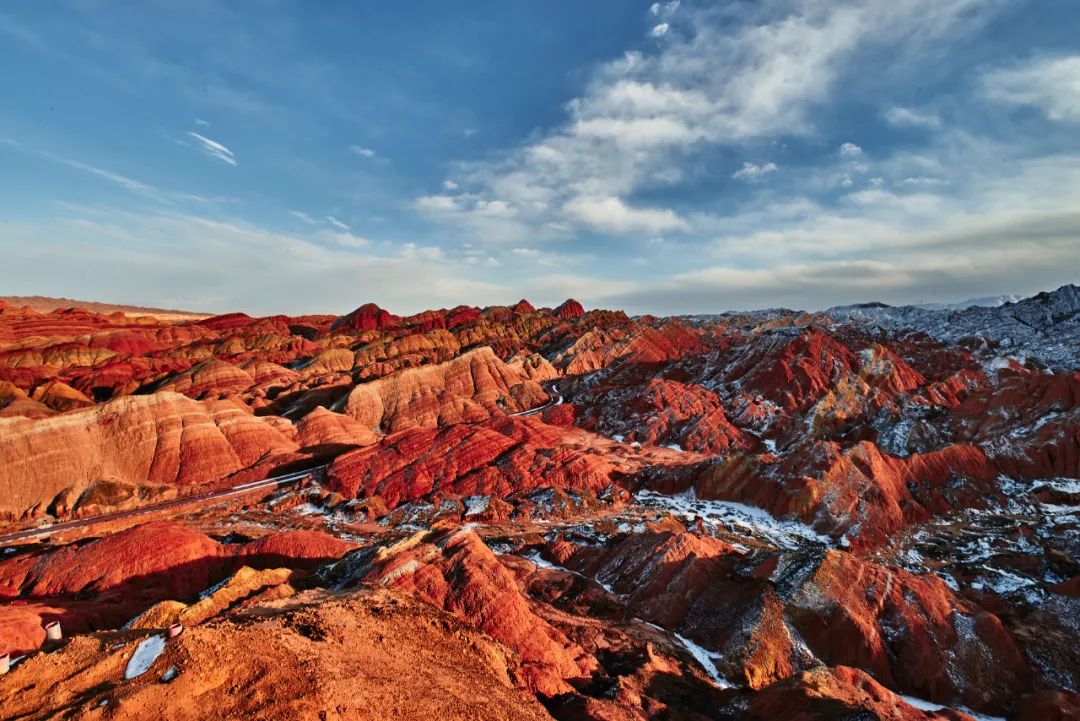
[187,131,237,166]
[326,215,350,231]
[2,138,226,205]
[884,106,941,128]
[983,55,1080,123]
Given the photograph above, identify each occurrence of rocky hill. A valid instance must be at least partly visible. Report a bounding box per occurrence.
[0,291,1076,720]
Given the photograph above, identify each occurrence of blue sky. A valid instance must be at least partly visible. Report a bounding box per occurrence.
[1,0,1079,315]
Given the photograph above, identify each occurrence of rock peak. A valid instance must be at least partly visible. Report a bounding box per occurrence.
[512,299,536,314]
[331,302,400,332]
[554,298,585,319]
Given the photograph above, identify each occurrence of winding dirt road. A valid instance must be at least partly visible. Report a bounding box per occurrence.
[0,468,320,545]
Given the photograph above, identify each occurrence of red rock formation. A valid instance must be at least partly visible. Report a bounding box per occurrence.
[447,305,482,328]
[194,312,256,331]
[238,530,358,569]
[295,406,379,449]
[157,358,254,398]
[240,359,300,389]
[331,302,400,332]
[563,531,1030,714]
[29,380,95,412]
[326,417,617,510]
[0,294,1076,719]
[576,378,751,453]
[5,522,228,599]
[685,440,999,549]
[352,527,595,695]
[0,522,357,655]
[343,346,549,433]
[0,393,298,521]
[745,666,971,720]
[556,322,701,375]
[351,329,461,371]
[554,298,585,319]
[0,380,53,418]
[0,588,556,721]
[722,329,872,413]
[789,550,1030,714]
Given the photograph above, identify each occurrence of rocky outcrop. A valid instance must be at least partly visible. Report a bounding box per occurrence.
[562,531,1031,714]
[0,588,554,721]
[331,302,400,332]
[512,299,536,315]
[157,358,254,398]
[0,393,298,521]
[556,322,701,375]
[1,290,1077,720]
[685,440,1000,549]
[0,380,52,418]
[326,417,617,510]
[554,298,585,319]
[743,666,972,720]
[295,406,379,449]
[827,283,1080,371]
[342,347,549,433]
[337,527,595,695]
[576,378,751,453]
[0,522,356,655]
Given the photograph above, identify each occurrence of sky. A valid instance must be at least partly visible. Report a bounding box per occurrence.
[1,0,1079,316]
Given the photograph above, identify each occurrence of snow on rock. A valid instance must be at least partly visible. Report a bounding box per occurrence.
[636,489,832,549]
[674,632,733,689]
[124,634,166,680]
[898,694,1006,721]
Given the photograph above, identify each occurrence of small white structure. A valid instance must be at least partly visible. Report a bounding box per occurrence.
[44,621,62,642]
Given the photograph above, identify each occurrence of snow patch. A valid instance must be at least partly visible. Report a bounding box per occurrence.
[462,495,491,517]
[124,635,166,680]
[673,632,733,689]
[898,694,1005,721]
[637,489,832,549]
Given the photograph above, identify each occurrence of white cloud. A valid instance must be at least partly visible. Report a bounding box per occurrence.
[326,215,351,232]
[509,247,566,267]
[884,105,941,128]
[840,142,863,157]
[649,1,680,16]
[562,195,688,234]
[187,131,236,166]
[596,142,1080,313]
[290,210,318,224]
[899,176,945,186]
[732,161,778,182]
[0,206,514,315]
[415,195,509,220]
[413,0,1002,243]
[983,55,1080,122]
[194,118,211,127]
[350,145,377,158]
[325,231,370,248]
[442,179,459,191]
[2,138,227,205]
[650,23,670,39]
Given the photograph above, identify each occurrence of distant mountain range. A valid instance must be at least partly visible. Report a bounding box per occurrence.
[826,284,1080,370]
[913,293,1027,311]
[0,295,209,320]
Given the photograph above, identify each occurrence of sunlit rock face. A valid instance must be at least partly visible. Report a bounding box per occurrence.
[1,288,1078,720]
